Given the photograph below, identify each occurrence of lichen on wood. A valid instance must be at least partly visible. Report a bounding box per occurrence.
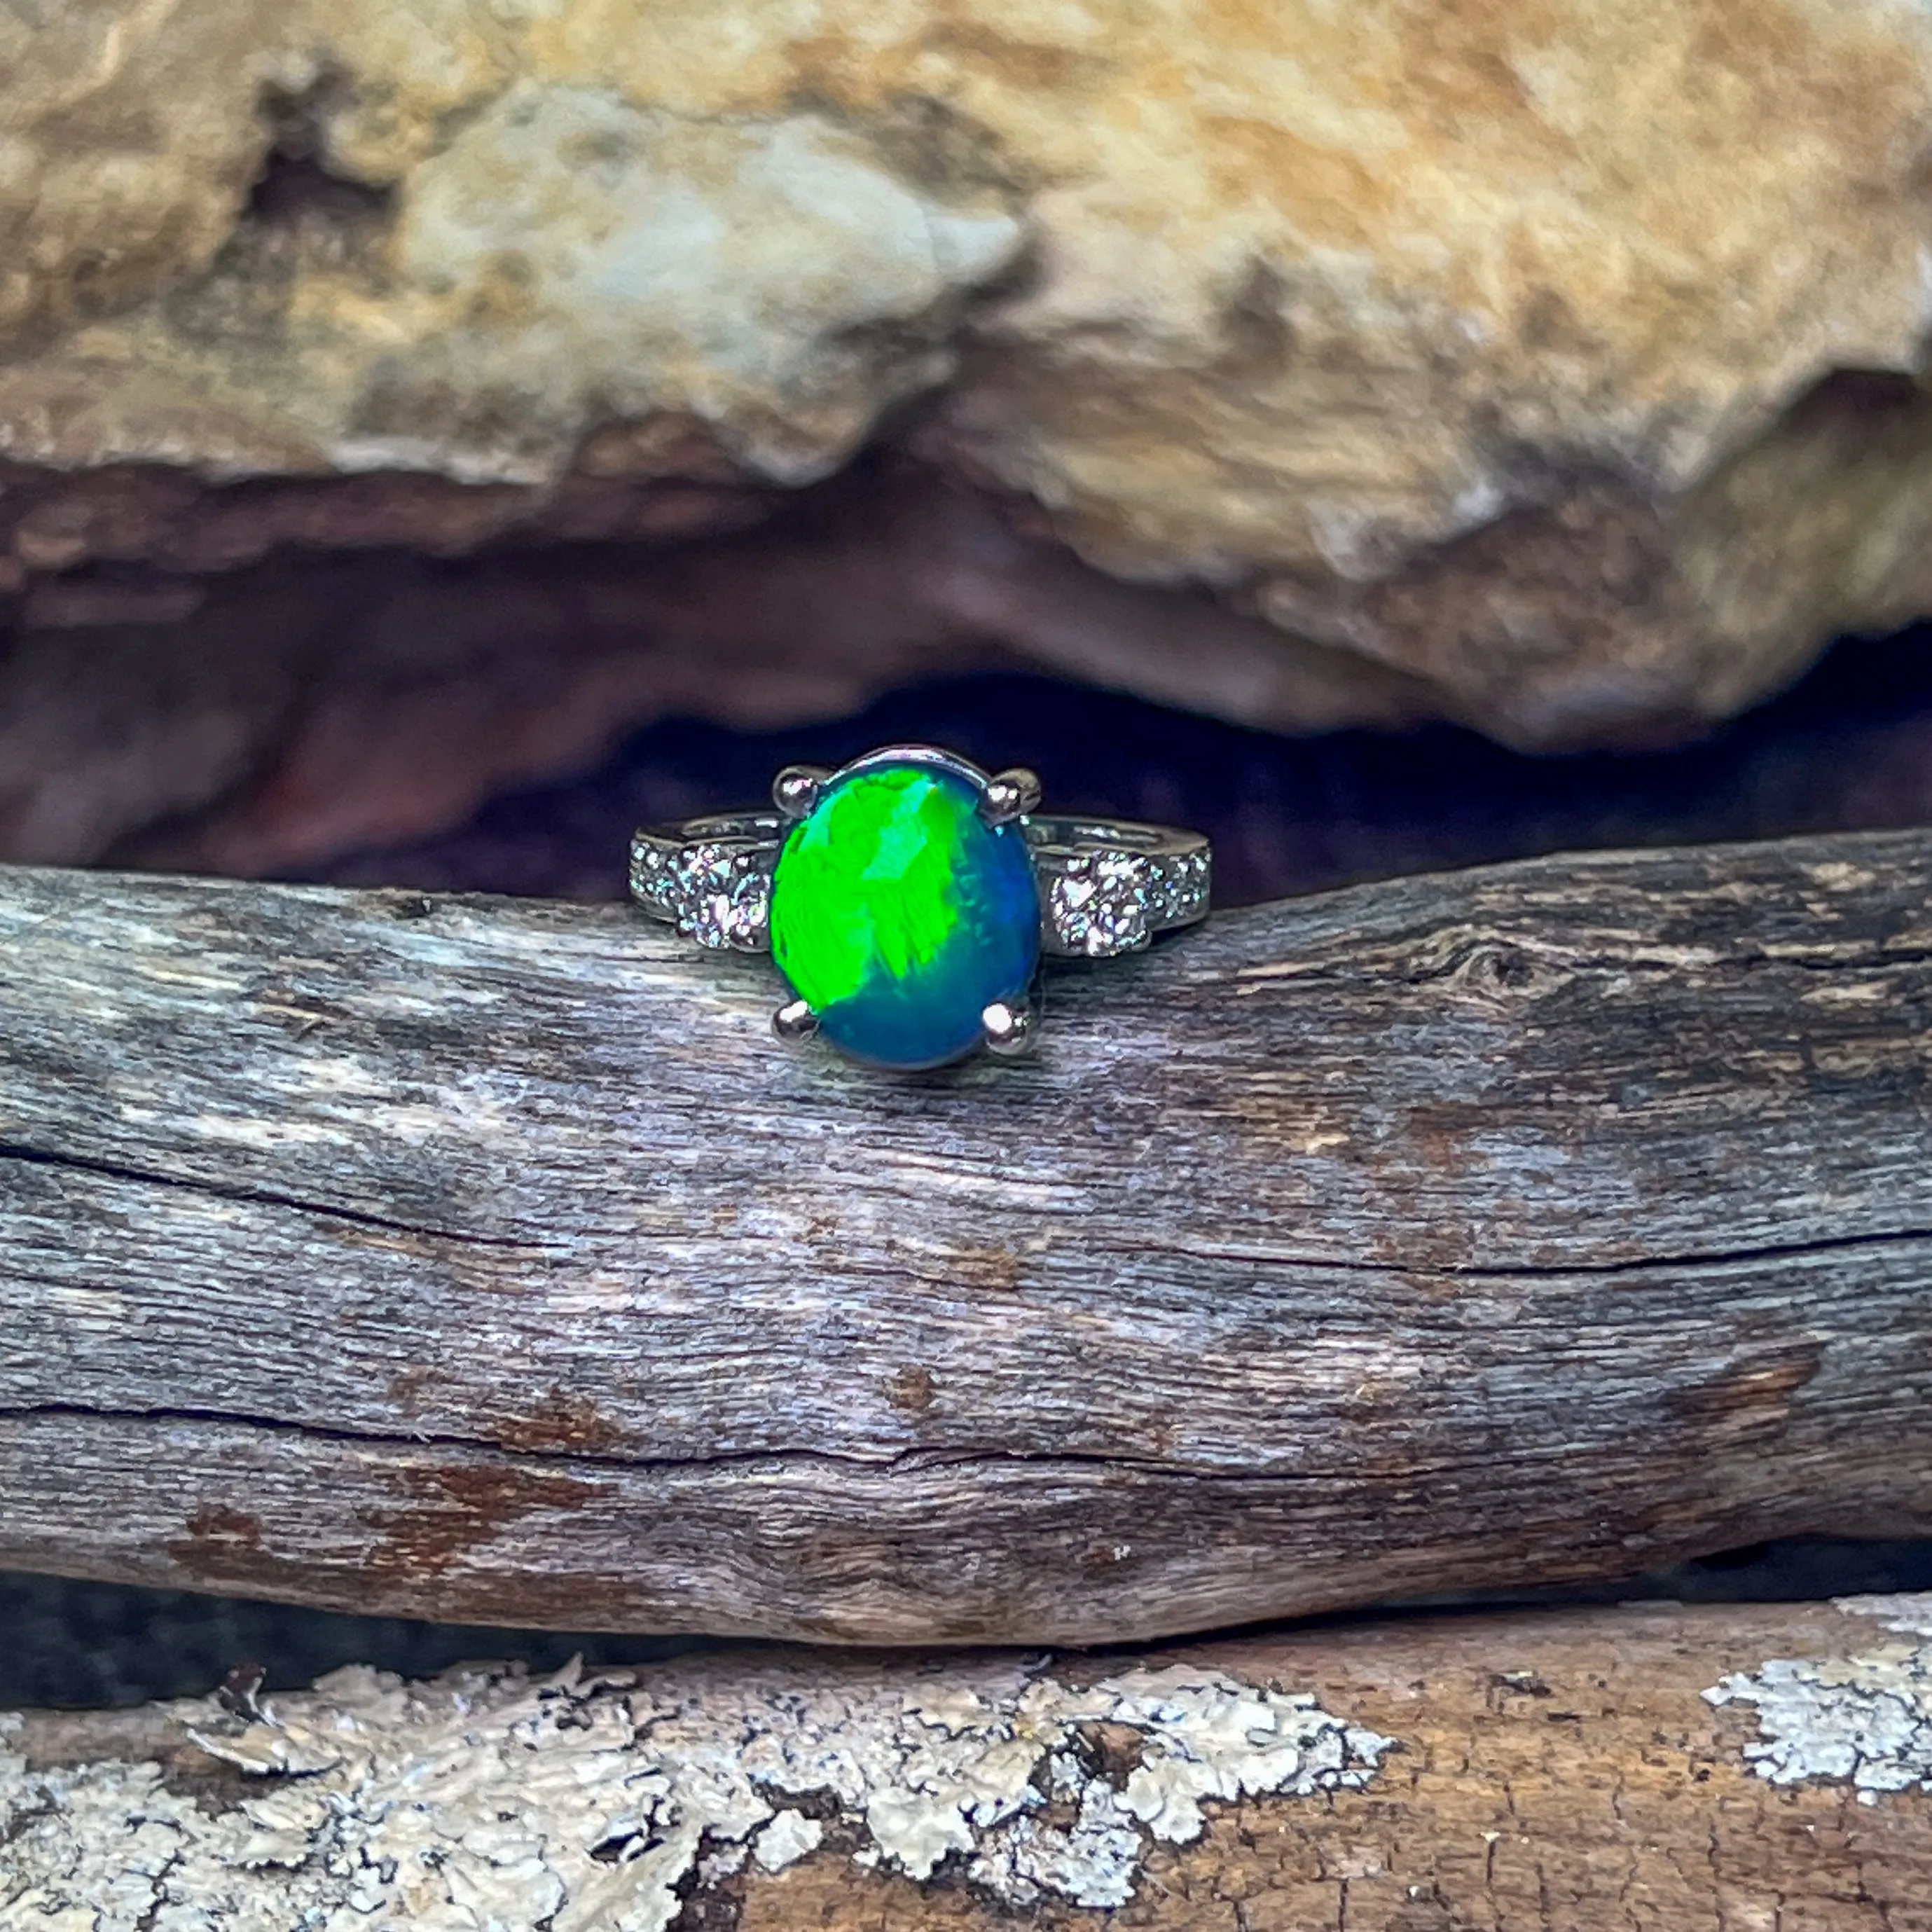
[1705,1592,1932,1802]
[9,1599,1932,1929]
[0,1653,1390,1928]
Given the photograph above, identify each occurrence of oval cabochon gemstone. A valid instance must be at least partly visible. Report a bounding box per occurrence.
[769,757,1040,1069]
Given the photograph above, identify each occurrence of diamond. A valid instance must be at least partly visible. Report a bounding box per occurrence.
[628,841,677,916]
[1152,850,1210,925]
[1049,854,1151,957]
[673,845,770,950]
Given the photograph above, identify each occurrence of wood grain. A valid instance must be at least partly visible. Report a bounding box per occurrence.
[10,1598,1932,1929]
[0,829,1928,1641]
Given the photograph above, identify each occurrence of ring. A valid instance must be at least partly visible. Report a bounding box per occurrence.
[629,744,1212,1070]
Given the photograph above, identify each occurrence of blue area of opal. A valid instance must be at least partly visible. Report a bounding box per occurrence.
[769,755,1040,1069]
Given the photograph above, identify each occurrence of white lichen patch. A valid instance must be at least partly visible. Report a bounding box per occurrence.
[1838,1592,1932,1640]
[1704,1592,1932,1805]
[0,1653,1393,1930]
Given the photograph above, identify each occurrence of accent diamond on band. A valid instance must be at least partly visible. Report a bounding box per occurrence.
[629,745,1212,1068]
[630,835,773,951]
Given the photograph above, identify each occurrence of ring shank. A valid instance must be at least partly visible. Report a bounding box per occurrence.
[630,809,1211,958]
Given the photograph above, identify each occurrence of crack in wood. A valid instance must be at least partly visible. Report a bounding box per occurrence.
[0,1139,567,1253]
[1145,1226,1932,1280]
[1225,937,1932,988]
[0,1400,1453,1484]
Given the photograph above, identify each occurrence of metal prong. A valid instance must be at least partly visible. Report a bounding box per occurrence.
[981,999,1037,1057]
[979,768,1042,827]
[773,998,819,1043]
[773,765,829,820]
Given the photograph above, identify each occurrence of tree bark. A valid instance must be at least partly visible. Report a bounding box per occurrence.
[8,1597,1932,1930]
[0,829,1928,1642]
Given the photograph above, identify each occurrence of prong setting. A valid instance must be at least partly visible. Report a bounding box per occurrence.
[981,998,1037,1057]
[979,768,1042,828]
[773,765,829,820]
[772,998,819,1043]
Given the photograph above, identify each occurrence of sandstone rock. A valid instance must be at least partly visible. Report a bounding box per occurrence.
[4,0,1932,748]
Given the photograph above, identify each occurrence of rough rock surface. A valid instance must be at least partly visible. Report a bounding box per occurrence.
[6,0,1932,747]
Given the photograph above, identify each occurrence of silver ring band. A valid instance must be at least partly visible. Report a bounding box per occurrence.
[630,809,1211,959]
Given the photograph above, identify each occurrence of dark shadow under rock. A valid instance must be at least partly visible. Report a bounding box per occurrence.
[0,464,1424,875]
[303,626,1932,910]
[9,1539,1931,1711]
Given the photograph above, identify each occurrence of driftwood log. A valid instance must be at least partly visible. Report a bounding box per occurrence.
[0,829,1928,1643]
[8,1596,1932,1928]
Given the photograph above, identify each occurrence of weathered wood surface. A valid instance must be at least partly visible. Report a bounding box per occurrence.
[0,829,1928,1642]
[9,1596,1932,1930]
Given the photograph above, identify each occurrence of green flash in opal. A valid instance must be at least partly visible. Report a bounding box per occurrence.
[769,756,1040,1069]
[784,769,960,1000]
